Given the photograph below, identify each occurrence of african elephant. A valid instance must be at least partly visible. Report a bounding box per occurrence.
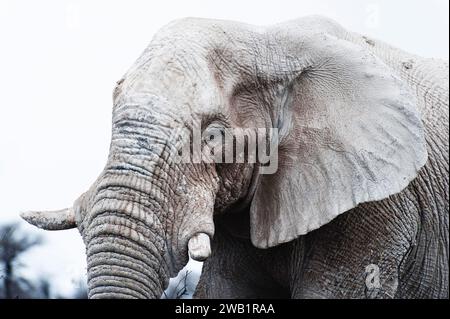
[21,16,448,299]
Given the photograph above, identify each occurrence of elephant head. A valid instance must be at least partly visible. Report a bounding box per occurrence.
[21,17,427,298]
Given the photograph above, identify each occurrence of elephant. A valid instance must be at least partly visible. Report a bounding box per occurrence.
[21,16,448,299]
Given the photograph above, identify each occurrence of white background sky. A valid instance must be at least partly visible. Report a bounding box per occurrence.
[0,0,448,297]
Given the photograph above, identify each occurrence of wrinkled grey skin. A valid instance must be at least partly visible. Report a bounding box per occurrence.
[21,16,448,299]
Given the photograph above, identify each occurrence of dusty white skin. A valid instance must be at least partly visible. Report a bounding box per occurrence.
[21,16,448,299]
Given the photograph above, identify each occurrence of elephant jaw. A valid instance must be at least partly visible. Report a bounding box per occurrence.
[188,232,211,261]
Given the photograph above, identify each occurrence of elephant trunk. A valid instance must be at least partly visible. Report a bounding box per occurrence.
[22,95,216,299]
[87,232,169,298]
[83,116,213,298]
[84,183,172,298]
[87,252,168,298]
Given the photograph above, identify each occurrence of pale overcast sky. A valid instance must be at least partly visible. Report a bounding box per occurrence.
[0,0,448,297]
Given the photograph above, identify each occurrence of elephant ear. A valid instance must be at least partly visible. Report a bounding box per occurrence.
[249,34,427,249]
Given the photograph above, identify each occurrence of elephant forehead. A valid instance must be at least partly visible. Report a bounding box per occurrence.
[144,18,340,87]
[125,19,290,77]
[116,16,349,105]
[114,17,348,119]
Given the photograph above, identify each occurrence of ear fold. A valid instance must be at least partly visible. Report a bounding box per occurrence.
[250,34,427,249]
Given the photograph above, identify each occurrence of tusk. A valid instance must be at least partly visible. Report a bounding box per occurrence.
[20,208,76,230]
[188,233,211,262]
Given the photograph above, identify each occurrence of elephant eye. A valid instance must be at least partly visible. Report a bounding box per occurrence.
[202,124,225,143]
[201,124,227,164]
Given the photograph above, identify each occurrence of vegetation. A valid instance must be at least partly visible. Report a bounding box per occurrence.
[0,222,87,299]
